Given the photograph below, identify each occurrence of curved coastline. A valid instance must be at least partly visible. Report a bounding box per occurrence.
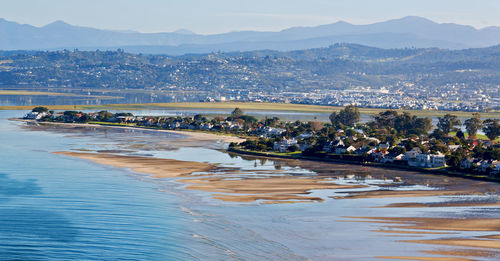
[11,118,246,144]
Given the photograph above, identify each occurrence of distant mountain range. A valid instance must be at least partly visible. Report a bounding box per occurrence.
[2,16,500,54]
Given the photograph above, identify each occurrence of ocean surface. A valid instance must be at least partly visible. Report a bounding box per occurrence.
[1,110,499,260]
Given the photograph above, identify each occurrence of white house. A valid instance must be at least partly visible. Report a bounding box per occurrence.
[404,147,422,161]
[273,138,298,153]
[381,152,404,164]
[408,152,446,168]
[460,158,476,170]
[323,140,344,153]
[25,111,48,120]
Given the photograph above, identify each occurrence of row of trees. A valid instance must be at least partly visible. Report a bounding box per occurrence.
[327,106,498,141]
[435,113,498,141]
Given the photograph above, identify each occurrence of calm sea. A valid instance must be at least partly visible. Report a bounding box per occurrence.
[1,110,498,260]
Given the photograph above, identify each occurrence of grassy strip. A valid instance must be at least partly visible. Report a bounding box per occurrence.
[1,102,498,118]
[448,131,500,141]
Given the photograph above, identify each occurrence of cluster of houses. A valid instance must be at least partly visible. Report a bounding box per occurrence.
[460,158,500,175]
[272,135,448,168]
[270,132,500,173]
[24,111,49,120]
[25,110,498,175]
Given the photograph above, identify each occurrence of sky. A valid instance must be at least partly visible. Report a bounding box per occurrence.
[1,0,499,34]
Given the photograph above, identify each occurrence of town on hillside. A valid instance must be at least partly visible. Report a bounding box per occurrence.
[25,106,500,177]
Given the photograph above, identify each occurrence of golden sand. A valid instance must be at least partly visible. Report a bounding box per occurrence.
[345,216,500,232]
[421,249,497,258]
[179,177,368,203]
[377,201,500,208]
[403,238,500,249]
[54,151,214,178]
[371,230,451,235]
[377,256,475,261]
[333,190,484,199]
[54,151,369,203]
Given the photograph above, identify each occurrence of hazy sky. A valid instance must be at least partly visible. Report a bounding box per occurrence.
[1,0,499,34]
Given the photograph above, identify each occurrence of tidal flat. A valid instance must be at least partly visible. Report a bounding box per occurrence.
[3,111,500,260]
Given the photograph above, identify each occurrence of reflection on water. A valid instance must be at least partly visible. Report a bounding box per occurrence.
[0,208,78,242]
[0,88,207,106]
[0,173,42,197]
[1,110,499,260]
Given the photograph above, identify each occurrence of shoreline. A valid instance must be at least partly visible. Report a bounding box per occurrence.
[228,148,500,183]
[54,151,215,178]
[12,119,245,144]
[1,102,499,118]
[14,118,499,184]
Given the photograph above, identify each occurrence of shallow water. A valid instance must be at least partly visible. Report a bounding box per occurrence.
[1,110,499,260]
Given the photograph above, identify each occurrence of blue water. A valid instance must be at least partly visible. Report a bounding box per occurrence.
[0,111,307,260]
[1,110,499,260]
[0,111,201,260]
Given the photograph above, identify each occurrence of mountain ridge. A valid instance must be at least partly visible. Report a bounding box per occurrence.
[1,16,500,54]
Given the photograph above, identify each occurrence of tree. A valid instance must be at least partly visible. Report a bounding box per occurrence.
[483,119,499,141]
[265,117,280,127]
[288,145,299,152]
[464,113,482,139]
[389,146,406,155]
[32,106,49,113]
[63,111,78,117]
[329,105,360,127]
[310,121,324,132]
[372,110,399,128]
[413,117,433,135]
[194,114,203,121]
[437,114,461,135]
[97,110,113,121]
[456,130,465,140]
[231,107,244,118]
[239,115,258,124]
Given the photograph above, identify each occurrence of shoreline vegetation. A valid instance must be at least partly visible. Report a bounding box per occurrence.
[1,101,499,118]
[15,105,500,183]
[16,106,500,258]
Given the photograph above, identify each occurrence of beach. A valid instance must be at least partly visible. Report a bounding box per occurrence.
[54,151,215,178]
[10,115,500,260]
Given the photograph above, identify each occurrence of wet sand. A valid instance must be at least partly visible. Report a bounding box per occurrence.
[346,216,500,259]
[378,201,500,208]
[421,249,497,258]
[403,238,500,249]
[345,216,500,232]
[333,190,486,199]
[179,177,368,202]
[378,256,475,261]
[54,152,215,178]
[14,116,500,259]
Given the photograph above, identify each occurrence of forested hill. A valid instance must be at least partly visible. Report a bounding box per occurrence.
[234,43,500,64]
[0,44,499,99]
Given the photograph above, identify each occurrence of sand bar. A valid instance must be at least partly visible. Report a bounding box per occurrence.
[377,256,475,261]
[346,216,500,231]
[421,249,497,258]
[403,238,500,249]
[377,201,500,208]
[178,176,368,203]
[54,151,215,178]
[333,190,484,199]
